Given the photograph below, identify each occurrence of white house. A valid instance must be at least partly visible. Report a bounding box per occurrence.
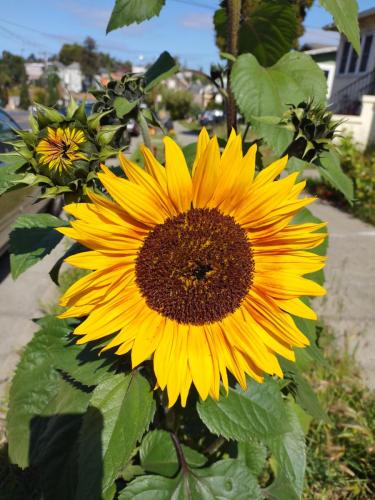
[304,45,337,98]
[25,62,45,82]
[328,7,375,149]
[56,62,83,94]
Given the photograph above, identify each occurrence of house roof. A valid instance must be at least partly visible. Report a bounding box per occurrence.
[304,46,337,55]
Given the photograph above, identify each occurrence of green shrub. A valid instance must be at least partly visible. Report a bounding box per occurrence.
[307,135,375,225]
[163,88,193,120]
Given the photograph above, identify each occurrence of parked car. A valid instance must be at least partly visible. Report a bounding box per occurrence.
[0,109,60,255]
[199,109,224,126]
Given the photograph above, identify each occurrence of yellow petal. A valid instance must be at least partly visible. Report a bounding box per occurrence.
[164,136,192,212]
[192,127,210,174]
[192,136,220,208]
[98,166,166,225]
[188,325,212,401]
[253,155,288,186]
[153,318,175,390]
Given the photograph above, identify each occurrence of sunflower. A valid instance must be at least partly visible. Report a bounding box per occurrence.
[58,129,326,407]
[36,127,87,174]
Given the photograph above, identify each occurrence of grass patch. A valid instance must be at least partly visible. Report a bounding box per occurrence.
[303,328,375,499]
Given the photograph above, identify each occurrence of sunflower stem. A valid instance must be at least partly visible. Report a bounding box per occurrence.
[138,110,152,149]
[226,0,241,137]
[171,432,189,474]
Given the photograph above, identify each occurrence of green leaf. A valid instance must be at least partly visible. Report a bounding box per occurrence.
[114,96,138,118]
[287,156,311,175]
[0,158,28,195]
[231,52,327,154]
[97,124,123,146]
[197,378,292,442]
[107,0,165,32]
[182,445,207,469]
[317,150,354,203]
[319,0,360,54]
[119,459,262,499]
[215,1,298,67]
[29,112,39,133]
[140,430,206,477]
[9,214,67,279]
[6,317,88,468]
[66,97,79,120]
[264,403,306,500]
[237,439,267,477]
[280,360,328,422]
[87,109,113,130]
[76,372,155,498]
[294,315,327,368]
[144,51,179,91]
[73,101,87,124]
[140,430,178,477]
[35,103,64,124]
[49,242,86,285]
[35,315,114,388]
[29,378,91,499]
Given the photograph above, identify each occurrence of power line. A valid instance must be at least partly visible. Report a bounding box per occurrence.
[170,0,216,10]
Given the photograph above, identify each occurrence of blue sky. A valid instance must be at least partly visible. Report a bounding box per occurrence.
[0,0,373,70]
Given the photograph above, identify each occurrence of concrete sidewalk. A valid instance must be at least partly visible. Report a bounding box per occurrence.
[0,245,62,402]
[310,201,375,389]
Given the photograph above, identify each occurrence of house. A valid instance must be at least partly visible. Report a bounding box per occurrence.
[25,62,45,82]
[304,45,337,98]
[328,7,375,148]
[25,61,83,94]
[56,62,83,94]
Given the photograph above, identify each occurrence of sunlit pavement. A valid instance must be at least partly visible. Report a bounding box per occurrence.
[310,201,375,390]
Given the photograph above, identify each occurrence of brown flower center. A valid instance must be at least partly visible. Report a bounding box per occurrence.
[135,208,254,325]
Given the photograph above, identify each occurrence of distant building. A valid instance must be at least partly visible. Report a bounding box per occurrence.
[56,62,83,94]
[26,61,83,94]
[132,65,146,74]
[25,62,45,82]
[304,45,337,98]
[327,7,375,148]
[329,7,375,114]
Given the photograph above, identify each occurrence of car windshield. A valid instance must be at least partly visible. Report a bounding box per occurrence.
[0,110,19,154]
[0,110,18,133]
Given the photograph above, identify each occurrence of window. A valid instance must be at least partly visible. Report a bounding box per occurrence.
[339,41,350,74]
[359,35,373,72]
[339,34,374,75]
[348,48,359,73]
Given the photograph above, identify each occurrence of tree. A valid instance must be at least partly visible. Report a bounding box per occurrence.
[59,43,84,66]
[59,39,99,84]
[19,78,30,110]
[1,51,26,86]
[163,88,193,120]
[84,36,97,52]
[46,70,60,107]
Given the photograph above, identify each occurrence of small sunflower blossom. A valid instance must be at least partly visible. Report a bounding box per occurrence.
[36,127,87,174]
[57,128,327,407]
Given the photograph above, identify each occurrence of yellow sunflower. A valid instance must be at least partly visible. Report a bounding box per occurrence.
[57,129,326,407]
[36,127,87,173]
